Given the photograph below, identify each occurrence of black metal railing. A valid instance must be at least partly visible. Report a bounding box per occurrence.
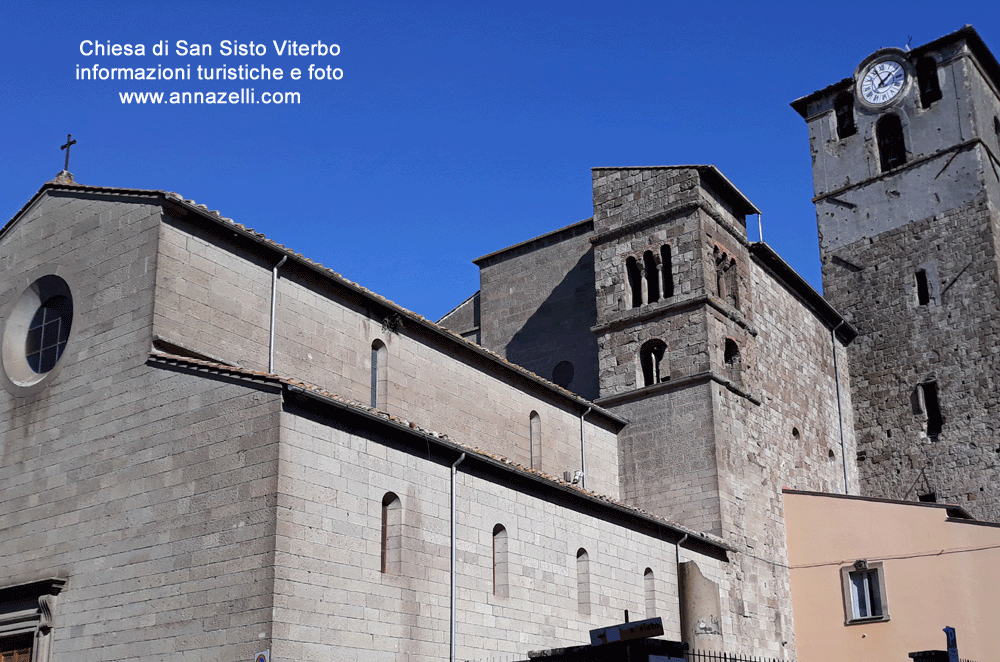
[688,650,794,662]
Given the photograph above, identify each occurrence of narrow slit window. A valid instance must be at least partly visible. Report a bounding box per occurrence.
[577,548,590,615]
[921,381,943,436]
[371,340,388,409]
[835,92,857,139]
[644,568,656,617]
[381,492,401,574]
[626,257,643,308]
[724,338,740,365]
[643,250,660,303]
[917,56,942,109]
[915,270,930,305]
[660,245,674,298]
[493,524,508,597]
[876,114,907,171]
[529,411,541,469]
[639,339,667,387]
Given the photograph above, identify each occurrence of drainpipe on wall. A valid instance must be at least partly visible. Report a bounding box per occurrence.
[450,452,466,662]
[269,255,287,373]
[831,320,849,494]
[676,532,689,633]
[579,407,592,491]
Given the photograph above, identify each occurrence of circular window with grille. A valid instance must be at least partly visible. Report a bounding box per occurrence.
[1,275,75,393]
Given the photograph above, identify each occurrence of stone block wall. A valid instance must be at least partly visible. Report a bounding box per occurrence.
[608,382,722,535]
[0,191,283,662]
[822,194,1000,518]
[271,405,729,662]
[476,220,599,400]
[153,211,622,498]
[704,255,857,657]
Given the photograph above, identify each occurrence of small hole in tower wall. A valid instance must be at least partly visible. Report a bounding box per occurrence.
[916,270,930,305]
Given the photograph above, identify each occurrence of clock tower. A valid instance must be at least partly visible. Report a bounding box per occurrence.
[793,26,1000,518]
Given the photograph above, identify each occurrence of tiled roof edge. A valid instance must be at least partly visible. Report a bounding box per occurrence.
[149,350,732,553]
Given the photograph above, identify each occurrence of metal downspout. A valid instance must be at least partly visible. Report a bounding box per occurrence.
[676,532,689,634]
[831,321,849,494]
[269,255,288,373]
[579,407,591,490]
[450,452,466,662]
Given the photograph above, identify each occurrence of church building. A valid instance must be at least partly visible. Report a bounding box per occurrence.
[1,25,997,662]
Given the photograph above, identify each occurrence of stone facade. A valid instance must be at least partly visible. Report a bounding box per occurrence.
[0,186,730,662]
[795,26,1000,520]
[464,165,857,655]
[4,24,998,662]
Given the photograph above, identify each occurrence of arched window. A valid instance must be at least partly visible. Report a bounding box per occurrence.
[834,92,856,139]
[660,245,674,298]
[917,56,942,108]
[493,524,508,597]
[381,492,401,574]
[724,338,741,365]
[576,548,590,615]
[639,339,667,387]
[643,250,660,303]
[371,340,388,409]
[644,568,656,617]
[626,256,643,308]
[876,114,907,171]
[530,411,541,469]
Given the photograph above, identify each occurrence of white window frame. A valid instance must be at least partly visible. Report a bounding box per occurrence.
[840,560,889,624]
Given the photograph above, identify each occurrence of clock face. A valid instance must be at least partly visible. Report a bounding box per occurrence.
[859,59,906,106]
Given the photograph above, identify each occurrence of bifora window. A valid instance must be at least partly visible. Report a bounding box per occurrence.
[26,295,72,373]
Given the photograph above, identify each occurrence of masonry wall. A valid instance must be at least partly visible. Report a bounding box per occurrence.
[477,220,600,400]
[153,215,621,498]
[270,404,729,662]
[0,191,283,662]
[609,382,721,535]
[822,194,1000,518]
[705,257,857,656]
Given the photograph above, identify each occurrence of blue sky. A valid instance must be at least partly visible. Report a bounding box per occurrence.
[3,1,998,321]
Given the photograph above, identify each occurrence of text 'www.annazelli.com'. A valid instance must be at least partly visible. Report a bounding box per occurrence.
[118,89,300,104]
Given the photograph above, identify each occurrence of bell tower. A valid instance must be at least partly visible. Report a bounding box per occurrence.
[793,26,1000,518]
[590,165,760,535]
